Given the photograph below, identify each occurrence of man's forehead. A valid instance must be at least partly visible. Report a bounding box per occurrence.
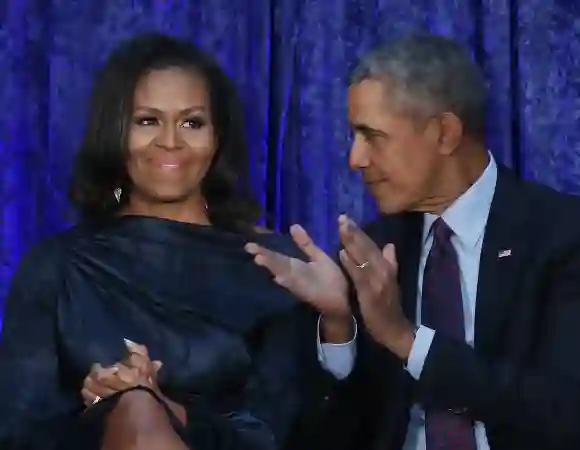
[348,90,390,128]
[348,80,400,113]
[348,80,418,129]
[348,79,385,101]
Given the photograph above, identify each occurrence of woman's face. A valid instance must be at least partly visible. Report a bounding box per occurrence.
[126,67,216,207]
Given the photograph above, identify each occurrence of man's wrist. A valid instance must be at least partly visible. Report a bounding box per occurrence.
[381,322,417,360]
[320,314,355,343]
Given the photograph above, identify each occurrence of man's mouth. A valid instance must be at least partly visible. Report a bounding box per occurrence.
[365,177,388,186]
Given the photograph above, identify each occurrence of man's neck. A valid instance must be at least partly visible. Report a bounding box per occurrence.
[418,147,490,216]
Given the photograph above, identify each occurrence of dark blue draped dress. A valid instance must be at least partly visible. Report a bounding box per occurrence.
[0,216,310,449]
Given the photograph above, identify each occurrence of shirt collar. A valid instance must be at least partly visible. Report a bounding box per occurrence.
[422,153,498,249]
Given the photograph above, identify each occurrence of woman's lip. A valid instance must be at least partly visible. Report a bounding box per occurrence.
[154,162,184,170]
[150,155,192,168]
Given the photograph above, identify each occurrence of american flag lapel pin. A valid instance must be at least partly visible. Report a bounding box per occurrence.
[498,249,512,258]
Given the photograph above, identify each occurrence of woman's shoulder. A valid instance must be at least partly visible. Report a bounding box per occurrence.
[4,227,84,310]
[20,225,87,260]
[250,227,306,260]
[11,225,89,286]
[252,225,272,234]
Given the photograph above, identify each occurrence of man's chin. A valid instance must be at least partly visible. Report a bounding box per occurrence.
[375,199,409,215]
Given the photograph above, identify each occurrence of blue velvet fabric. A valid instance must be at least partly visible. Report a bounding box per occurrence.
[1,1,579,307]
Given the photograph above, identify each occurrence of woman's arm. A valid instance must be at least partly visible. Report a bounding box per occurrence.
[0,238,82,449]
[79,306,305,450]
[180,307,305,450]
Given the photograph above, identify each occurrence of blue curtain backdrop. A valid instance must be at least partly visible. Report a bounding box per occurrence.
[1,1,580,309]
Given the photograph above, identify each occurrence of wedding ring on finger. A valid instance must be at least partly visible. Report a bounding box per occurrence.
[92,395,102,405]
[357,261,370,269]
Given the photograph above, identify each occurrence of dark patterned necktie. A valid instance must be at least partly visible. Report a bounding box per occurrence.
[421,218,477,450]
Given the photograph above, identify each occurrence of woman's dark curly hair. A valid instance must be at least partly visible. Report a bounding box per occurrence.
[69,33,261,231]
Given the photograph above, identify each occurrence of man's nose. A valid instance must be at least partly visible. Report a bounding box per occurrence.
[348,135,370,170]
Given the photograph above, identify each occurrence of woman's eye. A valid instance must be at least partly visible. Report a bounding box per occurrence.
[134,117,158,126]
[182,118,205,129]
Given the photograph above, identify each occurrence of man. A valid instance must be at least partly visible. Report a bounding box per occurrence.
[246,34,580,450]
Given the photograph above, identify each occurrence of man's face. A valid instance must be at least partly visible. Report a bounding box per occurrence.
[347,79,445,214]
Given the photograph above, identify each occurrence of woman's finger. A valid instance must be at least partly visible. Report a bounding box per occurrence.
[83,375,117,398]
[113,364,143,385]
[81,387,103,406]
[124,339,149,358]
[85,364,118,389]
[89,362,118,377]
[93,365,131,391]
[121,351,150,371]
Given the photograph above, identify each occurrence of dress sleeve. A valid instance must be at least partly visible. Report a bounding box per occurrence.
[0,237,83,449]
[181,307,306,450]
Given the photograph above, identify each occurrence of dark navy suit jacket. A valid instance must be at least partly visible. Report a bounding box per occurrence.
[295,168,580,450]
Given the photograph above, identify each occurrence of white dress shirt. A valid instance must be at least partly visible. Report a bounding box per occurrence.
[318,155,498,450]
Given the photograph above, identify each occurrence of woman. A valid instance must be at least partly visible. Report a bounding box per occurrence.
[0,33,310,450]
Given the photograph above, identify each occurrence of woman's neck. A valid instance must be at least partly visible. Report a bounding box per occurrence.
[122,198,210,226]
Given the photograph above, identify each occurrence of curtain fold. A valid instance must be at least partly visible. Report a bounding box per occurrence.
[1,0,579,306]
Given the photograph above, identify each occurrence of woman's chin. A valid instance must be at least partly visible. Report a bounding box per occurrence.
[146,187,199,204]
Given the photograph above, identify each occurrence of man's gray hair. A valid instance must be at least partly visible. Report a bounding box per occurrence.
[350,34,487,139]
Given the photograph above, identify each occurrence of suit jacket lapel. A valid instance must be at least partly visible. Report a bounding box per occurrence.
[474,169,532,354]
[398,212,424,324]
[365,213,424,450]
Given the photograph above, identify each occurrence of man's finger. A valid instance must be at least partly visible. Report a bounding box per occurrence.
[290,224,328,262]
[338,215,383,269]
[339,215,380,255]
[245,243,293,277]
[382,244,398,273]
[339,249,367,289]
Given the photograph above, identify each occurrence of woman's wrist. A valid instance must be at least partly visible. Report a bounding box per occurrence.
[157,392,187,426]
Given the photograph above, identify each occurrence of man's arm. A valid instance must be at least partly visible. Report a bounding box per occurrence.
[404,326,435,378]
[412,245,580,448]
[317,315,358,379]
[285,313,363,450]
[289,314,388,450]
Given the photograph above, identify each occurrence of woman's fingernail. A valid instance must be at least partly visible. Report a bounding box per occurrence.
[124,338,136,347]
